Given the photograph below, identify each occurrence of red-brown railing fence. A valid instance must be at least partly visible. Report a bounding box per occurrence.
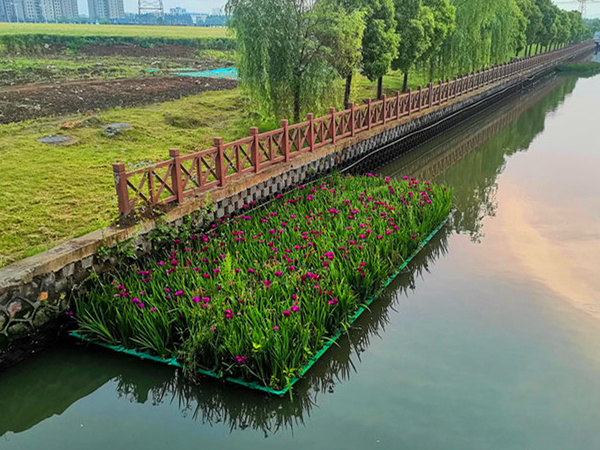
[113,41,593,216]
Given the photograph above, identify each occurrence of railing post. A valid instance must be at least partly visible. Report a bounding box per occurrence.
[214,137,226,187]
[113,163,131,217]
[250,127,260,173]
[418,86,422,112]
[407,88,412,115]
[437,80,442,105]
[427,83,433,108]
[381,95,387,125]
[281,120,290,162]
[169,148,184,204]
[306,113,316,151]
[348,105,355,137]
[329,108,337,144]
[445,78,450,102]
[366,99,372,130]
[395,91,400,120]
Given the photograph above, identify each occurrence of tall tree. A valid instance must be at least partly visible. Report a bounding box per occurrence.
[227,0,360,122]
[316,1,366,109]
[392,0,434,92]
[516,0,542,56]
[360,0,400,99]
[420,0,456,81]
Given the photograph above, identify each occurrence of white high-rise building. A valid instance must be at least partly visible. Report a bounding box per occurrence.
[88,0,123,20]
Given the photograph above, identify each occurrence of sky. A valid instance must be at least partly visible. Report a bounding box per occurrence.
[74,0,600,20]
[552,0,600,18]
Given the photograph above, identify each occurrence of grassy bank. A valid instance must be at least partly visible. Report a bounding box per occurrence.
[73,174,452,391]
[0,88,249,268]
[0,23,230,38]
[0,24,234,54]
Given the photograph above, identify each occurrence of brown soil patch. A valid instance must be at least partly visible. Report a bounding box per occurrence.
[0,76,237,124]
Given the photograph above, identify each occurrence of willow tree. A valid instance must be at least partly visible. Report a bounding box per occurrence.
[227,0,362,122]
[420,0,456,81]
[316,2,366,109]
[437,0,527,76]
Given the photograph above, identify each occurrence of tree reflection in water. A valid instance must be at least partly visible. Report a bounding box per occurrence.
[382,75,578,242]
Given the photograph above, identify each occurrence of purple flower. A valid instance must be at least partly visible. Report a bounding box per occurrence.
[283,310,291,317]
[235,356,247,364]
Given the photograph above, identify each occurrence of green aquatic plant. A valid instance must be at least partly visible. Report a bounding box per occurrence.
[74,174,452,390]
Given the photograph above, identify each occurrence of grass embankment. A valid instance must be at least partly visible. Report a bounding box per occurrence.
[0,24,234,54]
[0,23,230,39]
[74,174,452,390]
[0,89,249,268]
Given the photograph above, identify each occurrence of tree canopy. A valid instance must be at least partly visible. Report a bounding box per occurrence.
[227,0,590,123]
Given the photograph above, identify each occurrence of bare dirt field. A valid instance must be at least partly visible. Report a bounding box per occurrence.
[0,76,237,124]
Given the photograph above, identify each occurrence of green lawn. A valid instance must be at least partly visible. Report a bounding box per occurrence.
[0,23,231,39]
[0,89,250,268]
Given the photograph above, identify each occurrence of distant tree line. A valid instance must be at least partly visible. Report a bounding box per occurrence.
[226,0,591,122]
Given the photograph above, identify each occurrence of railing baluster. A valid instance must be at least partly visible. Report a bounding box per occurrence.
[214,138,226,187]
[113,163,131,217]
[169,148,184,204]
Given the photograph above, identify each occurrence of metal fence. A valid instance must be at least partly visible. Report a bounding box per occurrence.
[112,42,592,217]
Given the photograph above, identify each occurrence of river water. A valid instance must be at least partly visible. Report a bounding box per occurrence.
[2,63,600,449]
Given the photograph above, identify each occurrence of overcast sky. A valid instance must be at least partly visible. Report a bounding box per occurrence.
[75,0,600,20]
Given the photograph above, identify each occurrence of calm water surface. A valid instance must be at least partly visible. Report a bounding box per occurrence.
[2,65,600,449]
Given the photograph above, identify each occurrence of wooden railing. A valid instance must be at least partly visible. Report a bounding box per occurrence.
[113,41,593,216]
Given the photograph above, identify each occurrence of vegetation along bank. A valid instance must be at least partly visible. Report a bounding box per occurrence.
[73,175,452,391]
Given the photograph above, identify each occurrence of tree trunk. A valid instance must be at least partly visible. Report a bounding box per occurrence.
[344,73,353,110]
[402,72,409,93]
[377,76,383,100]
[293,89,301,123]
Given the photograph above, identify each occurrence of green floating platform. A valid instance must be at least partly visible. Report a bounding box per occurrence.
[71,216,450,397]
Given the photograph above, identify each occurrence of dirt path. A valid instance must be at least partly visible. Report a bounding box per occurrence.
[0,76,237,124]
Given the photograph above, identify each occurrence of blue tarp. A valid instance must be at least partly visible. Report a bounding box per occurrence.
[173,68,238,79]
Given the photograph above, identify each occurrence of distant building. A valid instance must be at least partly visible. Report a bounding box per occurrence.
[189,12,207,24]
[0,0,77,21]
[88,0,124,20]
[1,0,28,21]
[169,6,186,15]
